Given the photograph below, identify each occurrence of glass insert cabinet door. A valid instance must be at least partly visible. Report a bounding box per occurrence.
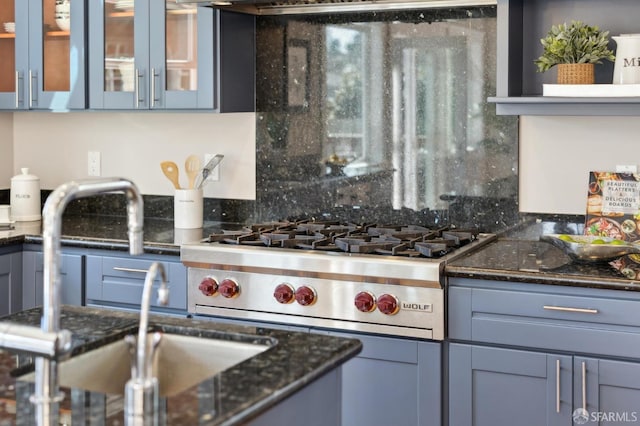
[89,0,215,110]
[0,0,85,110]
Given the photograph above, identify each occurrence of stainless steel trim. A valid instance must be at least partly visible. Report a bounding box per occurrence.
[194,305,436,339]
[113,267,150,274]
[178,0,496,15]
[543,306,599,314]
[581,361,587,411]
[556,359,560,413]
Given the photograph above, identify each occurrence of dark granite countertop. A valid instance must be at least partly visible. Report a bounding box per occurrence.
[446,238,640,291]
[0,216,226,256]
[0,306,362,425]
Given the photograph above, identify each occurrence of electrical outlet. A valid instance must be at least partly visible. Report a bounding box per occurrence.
[204,153,220,181]
[88,151,101,176]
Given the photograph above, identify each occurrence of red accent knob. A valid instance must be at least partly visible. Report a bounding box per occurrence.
[295,285,317,306]
[377,294,399,315]
[354,291,376,313]
[274,283,295,304]
[219,279,240,298]
[198,277,218,296]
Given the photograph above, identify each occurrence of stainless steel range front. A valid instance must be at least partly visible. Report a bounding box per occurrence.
[181,221,496,340]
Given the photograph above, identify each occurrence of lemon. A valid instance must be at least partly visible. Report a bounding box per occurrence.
[591,239,605,244]
[610,239,626,245]
[558,234,575,242]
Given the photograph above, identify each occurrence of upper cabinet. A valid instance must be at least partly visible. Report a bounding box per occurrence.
[0,0,86,110]
[88,0,255,111]
[490,0,640,116]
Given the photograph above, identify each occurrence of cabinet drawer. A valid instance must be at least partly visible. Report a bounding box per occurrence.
[86,255,187,312]
[449,281,640,358]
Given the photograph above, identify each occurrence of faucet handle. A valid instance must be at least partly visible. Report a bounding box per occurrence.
[125,334,138,378]
[157,286,169,306]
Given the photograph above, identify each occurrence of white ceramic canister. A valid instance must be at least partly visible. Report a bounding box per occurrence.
[612,34,640,84]
[10,168,41,221]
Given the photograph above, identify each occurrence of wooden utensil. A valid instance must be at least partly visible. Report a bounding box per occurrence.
[185,155,201,189]
[160,161,181,189]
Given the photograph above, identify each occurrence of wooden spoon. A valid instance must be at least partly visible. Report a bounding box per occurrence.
[160,161,181,189]
[184,155,201,189]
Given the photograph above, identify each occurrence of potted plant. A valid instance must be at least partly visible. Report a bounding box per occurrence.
[534,20,615,84]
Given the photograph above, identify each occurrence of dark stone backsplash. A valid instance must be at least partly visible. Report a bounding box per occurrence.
[2,6,523,234]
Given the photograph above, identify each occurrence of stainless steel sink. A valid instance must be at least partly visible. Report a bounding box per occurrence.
[21,333,270,397]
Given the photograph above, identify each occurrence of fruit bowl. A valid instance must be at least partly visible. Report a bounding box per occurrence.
[541,234,640,263]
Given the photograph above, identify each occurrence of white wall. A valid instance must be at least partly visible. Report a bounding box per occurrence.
[519,116,640,215]
[0,114,13,186]
[7,111,256,200]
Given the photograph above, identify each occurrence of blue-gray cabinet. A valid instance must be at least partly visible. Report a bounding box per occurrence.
[0,248,22,316]
[88,1,254,111]
[191,314,441,426]
[21,251,83,309]
[0,0,86,110]
[85,253,187,314]
[324,330,441,426]
[448,277,640,425]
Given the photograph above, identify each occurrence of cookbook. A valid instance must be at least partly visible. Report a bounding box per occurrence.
[585,171,640,278]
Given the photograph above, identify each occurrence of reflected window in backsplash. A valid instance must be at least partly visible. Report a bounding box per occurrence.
[255,6,519,231]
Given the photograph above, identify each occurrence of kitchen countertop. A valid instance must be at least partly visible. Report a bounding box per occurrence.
[4,214,640,291]
[0,305,362,425]
[446,238,640,291]
[0,215,224,256]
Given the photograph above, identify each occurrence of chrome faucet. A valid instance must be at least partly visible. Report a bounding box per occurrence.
[0,178,144,426]
[124,262,169,426]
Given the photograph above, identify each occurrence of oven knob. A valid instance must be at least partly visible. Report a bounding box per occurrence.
[377,294,400,315]
[198,277,218,297]
[295,285,317,306]
[354,291,376,313]
[274,283,295,304]
[219,279,240,298]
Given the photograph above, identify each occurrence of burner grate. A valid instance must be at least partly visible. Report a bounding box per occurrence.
[206,220,479,258]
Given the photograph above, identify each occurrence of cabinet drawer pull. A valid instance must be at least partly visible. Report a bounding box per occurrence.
[113,267,149,274]
[556,359,560,413]
[15,71,21,108]
[543,305,598,314]
[581,361,587,411]
[151,68,158,108]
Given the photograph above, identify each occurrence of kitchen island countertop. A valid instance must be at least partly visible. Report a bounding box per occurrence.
[0,305,362,425]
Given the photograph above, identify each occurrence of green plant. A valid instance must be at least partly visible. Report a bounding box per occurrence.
[534,20,615,72]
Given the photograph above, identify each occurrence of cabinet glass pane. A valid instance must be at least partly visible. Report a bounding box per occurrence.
[43,0,70,92]
[0,0,16,94]
[105,0,134,92]
[166,0,197,91]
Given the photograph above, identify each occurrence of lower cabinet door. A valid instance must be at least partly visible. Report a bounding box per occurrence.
[575,357,640,424]
[449,343,572,426]
[0,252,22,316]
[22,252,83,309]
[323,330,441,426]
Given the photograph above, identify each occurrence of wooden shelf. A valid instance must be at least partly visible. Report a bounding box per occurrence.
[0,33,15,39]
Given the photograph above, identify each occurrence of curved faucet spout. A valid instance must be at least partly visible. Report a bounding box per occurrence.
[35,178,144,426]
[136,262,169,381]
[42,178,144,334]
[125,262,169,426]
